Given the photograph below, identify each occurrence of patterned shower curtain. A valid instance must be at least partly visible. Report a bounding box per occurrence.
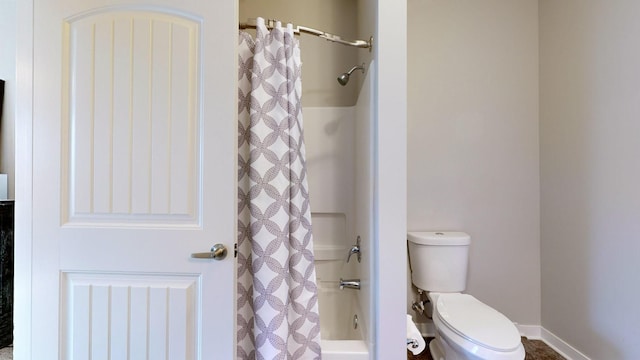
[237,18,322,360]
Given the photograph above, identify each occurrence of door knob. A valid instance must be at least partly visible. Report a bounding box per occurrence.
[191,244,227,260]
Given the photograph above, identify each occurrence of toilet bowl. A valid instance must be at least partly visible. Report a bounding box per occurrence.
[428,293,524,360]
[407,231,525,360]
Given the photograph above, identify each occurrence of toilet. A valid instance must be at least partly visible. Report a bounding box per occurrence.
[407,231,525,360]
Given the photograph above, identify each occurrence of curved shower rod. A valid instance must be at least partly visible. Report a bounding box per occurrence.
[239,18,373,51]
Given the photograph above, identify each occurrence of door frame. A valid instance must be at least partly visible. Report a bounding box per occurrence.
[14,0,35,358]
[372,0,408,358]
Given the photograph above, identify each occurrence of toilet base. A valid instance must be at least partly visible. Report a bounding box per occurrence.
[430,327,525,360]
[431,333,475,360]
[429,339,445,360]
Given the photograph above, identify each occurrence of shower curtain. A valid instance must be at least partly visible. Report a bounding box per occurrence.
[237,18,322,360]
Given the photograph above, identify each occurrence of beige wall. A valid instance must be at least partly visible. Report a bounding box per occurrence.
[407,0,541,326]
[540,1,640,358]
[240,0,366,107]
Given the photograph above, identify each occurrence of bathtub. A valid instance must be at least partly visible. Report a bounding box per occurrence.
[318,280,369,360]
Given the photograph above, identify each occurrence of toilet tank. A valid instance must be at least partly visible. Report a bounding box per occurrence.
[407,231,470,292]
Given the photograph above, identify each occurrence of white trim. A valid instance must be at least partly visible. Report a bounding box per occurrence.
[516,324,541,339]
[14,0,34,359]
[541,327,592,360]
[373,0,407,358]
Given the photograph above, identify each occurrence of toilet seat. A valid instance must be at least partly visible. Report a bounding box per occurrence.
[434,293,522,352]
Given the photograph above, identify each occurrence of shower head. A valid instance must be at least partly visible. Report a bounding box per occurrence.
[337,63,366,86]
[337,73,350,86]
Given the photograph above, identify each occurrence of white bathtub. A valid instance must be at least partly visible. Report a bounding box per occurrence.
[318,280,369,360]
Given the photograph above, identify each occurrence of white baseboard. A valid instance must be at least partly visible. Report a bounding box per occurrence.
[516,324,541,339]
[541,327,591,360]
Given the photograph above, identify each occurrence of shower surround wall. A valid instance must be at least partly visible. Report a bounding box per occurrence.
[303,66,374,355]
[303,106,370,358]
[305,106,357,265]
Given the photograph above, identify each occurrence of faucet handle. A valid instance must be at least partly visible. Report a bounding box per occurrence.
[346,236,362,263]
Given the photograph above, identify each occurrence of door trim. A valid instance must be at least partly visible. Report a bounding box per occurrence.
[15,0,35,358]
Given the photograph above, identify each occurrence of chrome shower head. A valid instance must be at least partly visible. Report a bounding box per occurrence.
[337,63,366,86]
[337,73,351,86]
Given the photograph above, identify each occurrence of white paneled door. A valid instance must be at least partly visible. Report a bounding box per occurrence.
[28,0,236,358]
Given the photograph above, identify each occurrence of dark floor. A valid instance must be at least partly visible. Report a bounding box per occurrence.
[408,337,566,360]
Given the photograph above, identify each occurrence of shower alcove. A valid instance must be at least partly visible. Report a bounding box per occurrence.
[239,1,375,357]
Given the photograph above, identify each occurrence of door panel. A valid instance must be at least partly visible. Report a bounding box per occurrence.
[61,272,198,359]
[61,9,200,226]
[30,1,236,359]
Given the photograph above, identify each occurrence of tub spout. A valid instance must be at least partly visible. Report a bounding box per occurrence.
[339,278,361,290]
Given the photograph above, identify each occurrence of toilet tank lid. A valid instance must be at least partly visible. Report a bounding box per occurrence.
[407,231,470,245]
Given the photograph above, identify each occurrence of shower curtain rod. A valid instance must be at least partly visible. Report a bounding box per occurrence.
[239,18,372,50]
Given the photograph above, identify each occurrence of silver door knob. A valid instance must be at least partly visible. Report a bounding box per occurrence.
[191,244,227,260]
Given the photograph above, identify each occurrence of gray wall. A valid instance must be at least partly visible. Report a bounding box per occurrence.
[540,1,640,358]
[407,0,541,326]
